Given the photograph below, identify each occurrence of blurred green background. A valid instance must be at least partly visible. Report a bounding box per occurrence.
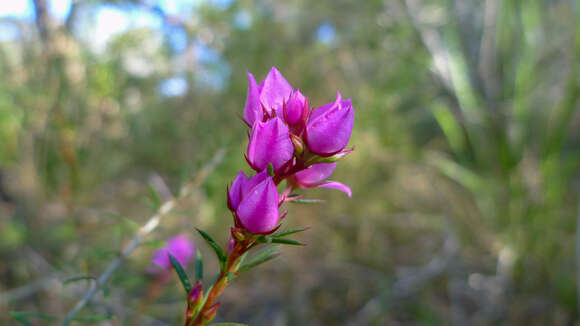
[0,0,579,325]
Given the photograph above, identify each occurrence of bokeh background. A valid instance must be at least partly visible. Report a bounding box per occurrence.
[1,0,579,325]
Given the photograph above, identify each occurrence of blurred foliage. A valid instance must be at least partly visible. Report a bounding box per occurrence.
[0,0,579,325]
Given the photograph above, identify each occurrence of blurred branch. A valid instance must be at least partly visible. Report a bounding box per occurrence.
[347,226,458,325]
[58,148,226,326]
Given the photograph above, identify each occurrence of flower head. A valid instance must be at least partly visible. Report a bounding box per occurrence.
[305,93,354,156]
[151,235,195,272]
[230,171,280,234]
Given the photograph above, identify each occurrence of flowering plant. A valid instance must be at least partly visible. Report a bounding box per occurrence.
[170,67,354,326]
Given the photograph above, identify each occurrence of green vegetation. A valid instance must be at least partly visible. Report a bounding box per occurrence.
[0,0,579,324]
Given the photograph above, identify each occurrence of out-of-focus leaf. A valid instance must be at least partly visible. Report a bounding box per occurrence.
[195,249,203,281]
[63,275,96,285]
[147,184,162,210]
[10,312,57,326]
[289,198,325,204]
[210,323,249,326]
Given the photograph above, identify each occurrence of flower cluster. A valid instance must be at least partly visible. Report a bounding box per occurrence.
[179,67,354,326]
[229,67,354,235]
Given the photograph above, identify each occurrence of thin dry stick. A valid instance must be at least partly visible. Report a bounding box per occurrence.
[59,149,226,326]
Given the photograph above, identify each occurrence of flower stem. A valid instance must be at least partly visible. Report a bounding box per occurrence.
[187,239,251,326]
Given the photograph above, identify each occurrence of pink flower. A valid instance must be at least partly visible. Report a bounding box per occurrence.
[228,171,280,234]
[151,235,195,272]
[305,93,354,156]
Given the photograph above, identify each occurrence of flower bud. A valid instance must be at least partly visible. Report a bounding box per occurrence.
[236,173,280,234]
[246,118,294,172]
[293,163,351,197]
[283,89,308,127]
[188,280,203,306]
[305,93,354,156]
[290,133,304,156]
[202,302,221,323]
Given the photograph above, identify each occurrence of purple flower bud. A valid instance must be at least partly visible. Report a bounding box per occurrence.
[151,235,195,272]
[236,173,280,234]
[293,163,352,197]
[259,67,293,113]
[246,117,294,172]
[227,171,249,211]
[305,92,354,156]
[188,280,203,304]
[243,73,263,126]
[283,89,308,127]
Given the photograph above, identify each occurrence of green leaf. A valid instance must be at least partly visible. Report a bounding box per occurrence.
[195,249,203,281]
[72,314,112,323]
[103,212,139,230]
[270,238,304,246]
[210,323,249,326]
[273,227,309,238]
[147,184,162,210]
[239,245,280,273]
[195,228,226,270]
[63,275,96,285]
[289,198,325,204]
[10,312,57,326]
[267,162,275,176]
[169,254,192,295]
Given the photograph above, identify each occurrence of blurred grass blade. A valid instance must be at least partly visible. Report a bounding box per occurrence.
[195,249,203,281]
[63,275,96,286]
[273,227,309,238]
[10,312,57,326]
[210,323,249,326]
[72,314,112,323]
[239,245,280,273]
[147,184,162,210]
[169,254,192,295]
[195,228,226,270]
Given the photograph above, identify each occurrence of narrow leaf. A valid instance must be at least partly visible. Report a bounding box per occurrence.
[289,198,325,204]
[273,227,310,238]
[270,238,304,246]
[147,184,162,209]
[169,254,192,295]
[195,228,226,269]
[72,314,112,323]
[10,312,57,326]
[63,275,96,286]
[195,249,203,281]
[239,245,280,273]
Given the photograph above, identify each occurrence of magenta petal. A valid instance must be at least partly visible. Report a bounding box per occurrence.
[317,181,352,197]
[236,177,279,234]
[246,118,294,171]
[228,171,248,210]
[241,170,270,195]
[306,94,354,155]
[243,73,262,126]
[294,163,337,185]
[259,67,293,112]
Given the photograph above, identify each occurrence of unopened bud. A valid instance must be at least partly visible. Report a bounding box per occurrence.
[202,302,221,323]
[290,133,304,156]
